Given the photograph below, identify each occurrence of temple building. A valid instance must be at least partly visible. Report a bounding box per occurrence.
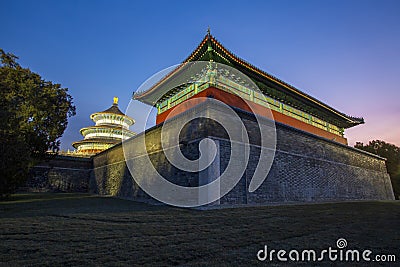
[72,97,135,156]
[27,32,394,205]
[134,32,364,145]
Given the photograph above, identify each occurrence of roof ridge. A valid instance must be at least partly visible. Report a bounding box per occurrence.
[134,34,210,100]
[203,35,362,124]
[134,33,363,126]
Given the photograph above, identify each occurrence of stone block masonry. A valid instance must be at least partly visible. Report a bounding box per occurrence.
[26,100,394,206]
[88,100,395,207]
[26,155,91,193]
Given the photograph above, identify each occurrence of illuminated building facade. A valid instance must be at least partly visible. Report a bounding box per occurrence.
[72,97,135,155]
[134,33,364,145]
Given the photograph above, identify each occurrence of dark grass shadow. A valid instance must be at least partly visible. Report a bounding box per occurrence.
[1,192,92,202]
[0,193,172,218]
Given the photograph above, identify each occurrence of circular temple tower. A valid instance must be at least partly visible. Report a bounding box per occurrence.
[72,97,135,155]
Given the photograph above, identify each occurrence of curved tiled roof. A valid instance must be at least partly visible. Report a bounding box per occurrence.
[134,33,364,128]
[99,104,125,116]
[90,103,135,125]
[79,125,135,135]
[72,138,120,149]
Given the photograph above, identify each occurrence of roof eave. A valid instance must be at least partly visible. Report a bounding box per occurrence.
[134,34,363,126]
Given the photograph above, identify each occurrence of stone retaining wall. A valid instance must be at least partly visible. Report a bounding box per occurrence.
[26,100,394,206]
[26,155,91,192]
[89,101,395,207]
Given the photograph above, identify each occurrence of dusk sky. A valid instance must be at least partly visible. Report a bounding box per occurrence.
[3,0,399,149]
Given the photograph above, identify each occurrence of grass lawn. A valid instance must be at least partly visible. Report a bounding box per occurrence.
[0,193,399,266]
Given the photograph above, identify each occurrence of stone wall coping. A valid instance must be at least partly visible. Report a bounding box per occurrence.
[53,154,92,162]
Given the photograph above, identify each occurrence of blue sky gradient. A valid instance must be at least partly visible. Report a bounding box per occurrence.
[3,0,400,148]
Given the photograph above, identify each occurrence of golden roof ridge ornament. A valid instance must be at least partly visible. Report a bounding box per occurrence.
[113,96,119,105]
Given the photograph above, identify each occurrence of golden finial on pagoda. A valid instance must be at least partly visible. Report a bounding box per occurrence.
[113,96,118,105]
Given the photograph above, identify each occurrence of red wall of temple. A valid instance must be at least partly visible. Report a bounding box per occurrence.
[156,87,348,145]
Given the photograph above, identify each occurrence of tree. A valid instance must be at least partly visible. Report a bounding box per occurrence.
[355,140,400,199]
[0,49,76,198]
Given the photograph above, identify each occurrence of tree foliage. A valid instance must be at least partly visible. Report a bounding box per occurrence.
[355,140,400,199]
[0,49,76,198]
